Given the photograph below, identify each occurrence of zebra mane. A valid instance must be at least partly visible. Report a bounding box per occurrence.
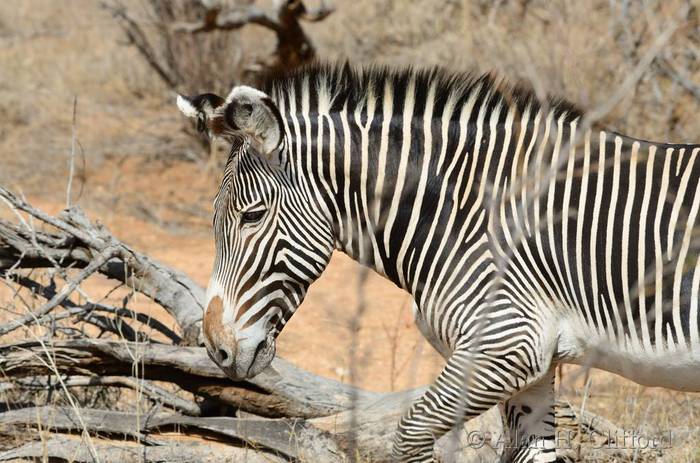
[255,61,583,124]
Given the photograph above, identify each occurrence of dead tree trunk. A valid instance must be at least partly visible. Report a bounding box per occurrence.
[104,0,334,93]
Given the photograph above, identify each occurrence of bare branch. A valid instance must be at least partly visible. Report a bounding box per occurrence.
[0,248,116,336]
[659,56,700,101]
[8,274,182,344]
[171,0,334,73]
[172,5,279,33]
[66,96,78,208]
[7,375,200,416]
[101,1,179,90]
[0,433,287,463]
[295,0,334,22]
[0,187,204,342]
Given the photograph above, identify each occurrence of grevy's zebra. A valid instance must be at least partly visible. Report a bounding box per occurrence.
[177,63,700,462]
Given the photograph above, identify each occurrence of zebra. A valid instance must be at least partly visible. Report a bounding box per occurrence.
[176,62,700,462]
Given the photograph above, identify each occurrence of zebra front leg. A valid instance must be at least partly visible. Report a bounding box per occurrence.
[392,346,546,462]
[501,367,562,463]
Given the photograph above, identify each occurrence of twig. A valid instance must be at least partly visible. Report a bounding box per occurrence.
[22,327,103,461]
[577,373,593,461]
[67,96,78,208]
[7,274,181,343]
[583,4,688,126]
[101,1,179,90]
[0,248,116,336]
[658,56,700,101]
[8,375,200,416]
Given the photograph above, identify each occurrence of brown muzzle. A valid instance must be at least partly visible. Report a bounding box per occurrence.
[202,296,238,367]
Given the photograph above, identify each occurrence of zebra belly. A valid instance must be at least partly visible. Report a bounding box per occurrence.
[556,316,700,391]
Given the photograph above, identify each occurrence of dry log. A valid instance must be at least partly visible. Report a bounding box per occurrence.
[6,375,201,417]
[0,434,287,463]
[0,406,342,461]
[0,339,377,419]
[6,274,182,343]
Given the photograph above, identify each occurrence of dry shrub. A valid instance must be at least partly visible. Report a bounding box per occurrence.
[311,0,700,142]
[105,0,250,96]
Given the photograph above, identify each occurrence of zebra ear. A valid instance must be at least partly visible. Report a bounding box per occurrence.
[176,93,226,135]
[223,86,284,158]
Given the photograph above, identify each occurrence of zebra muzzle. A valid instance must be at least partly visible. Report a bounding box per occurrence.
[202,295,277,380]
[203,296,238,365]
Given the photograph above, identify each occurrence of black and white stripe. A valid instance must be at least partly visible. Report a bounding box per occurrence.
[196,63,700,462]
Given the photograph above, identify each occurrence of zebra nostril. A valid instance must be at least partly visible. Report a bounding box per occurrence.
[217,347,233,367]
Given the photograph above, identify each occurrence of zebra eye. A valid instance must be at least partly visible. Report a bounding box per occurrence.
[241,209,265,225]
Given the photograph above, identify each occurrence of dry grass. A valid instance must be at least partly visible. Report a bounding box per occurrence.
[1,0,700,461]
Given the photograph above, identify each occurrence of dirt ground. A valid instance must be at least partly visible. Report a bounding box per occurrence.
[1,0,700,461]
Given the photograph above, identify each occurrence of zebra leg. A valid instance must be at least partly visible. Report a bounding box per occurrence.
[501,367,562,463]
[392,346,547,462]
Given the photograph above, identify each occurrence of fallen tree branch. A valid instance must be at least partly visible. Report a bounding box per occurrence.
[0,186,204,343]
[6,375,200,417]
[0,339,378,419]
[0,248,116,336]
[7,274,181,343]
[0,406,343,461]
[0,434,287,463]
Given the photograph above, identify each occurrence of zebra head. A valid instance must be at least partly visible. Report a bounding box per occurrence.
[177,86,334,380]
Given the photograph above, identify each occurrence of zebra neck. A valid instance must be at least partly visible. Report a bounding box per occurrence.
[288,105,491,298]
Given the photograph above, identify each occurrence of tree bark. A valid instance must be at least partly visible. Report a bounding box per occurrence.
[0,339,377,419]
